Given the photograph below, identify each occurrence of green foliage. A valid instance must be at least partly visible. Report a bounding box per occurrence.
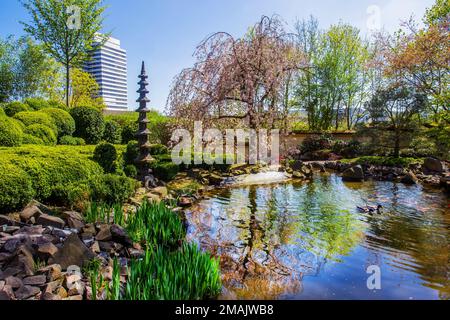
[0,106,5,117]
[150,162,180,181]
[41,107,75,138]
[103,120,122,144]
[300,134,333,154]
[0,145,103,207]
[0,116,23,146]
[124,164,137,178]
[121,121,138,144]
[149,144,169,155]
[0,163,35,213]
[70,106,105,144]
[123,244,221,300]
[332,140,361,158]
[3,101,30,116]
[25,124,57,145]
[93,143,118,173]
[24,97,51,110]
[123,140,138,165]
[126,200,185,247]
[89,174,137,205]
[22,133,44,145]
[59,135,85,146]
[13,111,57,133]
[348,156,423,167]
[84,202,124,225]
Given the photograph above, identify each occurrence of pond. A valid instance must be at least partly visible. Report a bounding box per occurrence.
[186,173,450,300]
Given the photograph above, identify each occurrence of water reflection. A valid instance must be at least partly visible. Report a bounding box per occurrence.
[186,174,450,300]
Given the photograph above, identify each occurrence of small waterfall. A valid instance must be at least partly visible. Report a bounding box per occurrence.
[228,170,291,186]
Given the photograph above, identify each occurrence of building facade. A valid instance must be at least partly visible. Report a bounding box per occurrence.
[84,36,128,111]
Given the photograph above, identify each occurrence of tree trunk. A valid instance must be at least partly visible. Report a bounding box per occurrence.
[394,131,400,158]
[65,64,70,107]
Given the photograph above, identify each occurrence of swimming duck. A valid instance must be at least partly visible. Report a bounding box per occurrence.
[357,204,383,214]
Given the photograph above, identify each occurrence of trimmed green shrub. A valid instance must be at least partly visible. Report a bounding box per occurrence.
[124,140,139,165]
[24,97,51,110]
[121,121,138,144]
[13,111,57,133]
[0,116,23,146]
[301,134,334,154]
[89,174,137,205]
[349,156,423,167]
[149,144,168,155]
[0,107,5,117]
[124,164,137,178]
[22,133,44,145]
[103,120,122,144]
[25,124,57,146]
[0,145,103,205]
[93,143,118,173]
[70,106,105,144]
[0,163,35,213]
[41,108,75,138]
[59,135,86,146]
[3,101,30,117]
[150,162,179,181]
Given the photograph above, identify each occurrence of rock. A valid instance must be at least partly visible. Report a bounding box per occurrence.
[423,157,443,172]
[15,285,40,300]
[152,187,168,198]
[300,165,312,178]
[311,162,326,172]
[0,252,12,264]
[38,264,62,282]
[0,215,16,227]
[41,292,61,300]
[292,171,305,179]
[49,228,73,240]
[401,172,418,185]
[10,246,35,276]
[62,211,85,231]
[82,224,96,236]
[50,233,95,270]
[342,165,364,182]
[20,205,42,223]
[127,248,145,259]
[0,280,4,291]
[5,276,23,289]
[289,160,303,171]
[56,286,68,299]
[67,281,85,296]
[178,196,193,207]
[37,242,58,259]
[63,295,83,300]
[3,235,31,253]
[23,275,47,286]
[95,224,112,242]
[110,224,132,246]
[0,285,14,300]
[98,241,114,252]
[36,214,65,229]
[91,241,100,254]
[208,173,223,186]
[44,280,62,293]
[0,267,21,280]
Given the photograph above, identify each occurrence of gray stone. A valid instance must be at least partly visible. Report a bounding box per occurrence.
[20,205,43,223]
[110,224,132,246]
[50,233,94,270]
[38,264,62,282]
[423,157,443,172]
[0,285,14,300]
[342,165,364,182]
[62,211,85,231]
[95,224,112,241]
[37,242,59,259]
[36,214,65,229]
[41,292,62,300]
[14,285,40,300]
[5,276,23,289]
[23,275,47,286]
[0,215,15,226]
[152,186,168,198]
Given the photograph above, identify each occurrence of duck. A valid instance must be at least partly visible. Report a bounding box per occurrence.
[357,204,383,214]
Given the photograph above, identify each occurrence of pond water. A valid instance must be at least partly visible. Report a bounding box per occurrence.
[186,173,450,300]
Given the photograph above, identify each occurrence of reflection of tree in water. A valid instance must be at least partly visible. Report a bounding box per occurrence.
[364,183,450,298]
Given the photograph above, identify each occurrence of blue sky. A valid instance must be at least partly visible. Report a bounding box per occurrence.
[0,0,435,112]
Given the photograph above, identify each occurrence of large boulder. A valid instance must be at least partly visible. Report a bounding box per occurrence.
[401,172,418,185]
[342,165,364,182]
[423,157,443,173]
[36,214,65,229]
[50,234,94,270]
[20,205,42,223]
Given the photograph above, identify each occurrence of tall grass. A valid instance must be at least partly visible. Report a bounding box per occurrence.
[123,243,221,300]
[84,202,124,225]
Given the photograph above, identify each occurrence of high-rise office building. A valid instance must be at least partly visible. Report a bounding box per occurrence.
[84,36,128,111]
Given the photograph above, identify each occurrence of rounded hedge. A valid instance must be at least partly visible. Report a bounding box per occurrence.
[89,174,137,205]
[41,108,75,138]
[93,142,118,173]
[24,97,51,110]
[22,133,44,145]
[124,140,139,166]
[70,106,105,144]
[121,120,138,144]
[3,101,30,117]
[0,107,5,117]
[25,124,57,146]
[59,135,86,146]
[0,163,35,213]
[103,120,122,144]
[0,116,23,147]
[13,111,58,133]
[124,164,138,178]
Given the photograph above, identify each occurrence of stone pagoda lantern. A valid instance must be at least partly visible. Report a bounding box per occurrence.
[135,61,155,186]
